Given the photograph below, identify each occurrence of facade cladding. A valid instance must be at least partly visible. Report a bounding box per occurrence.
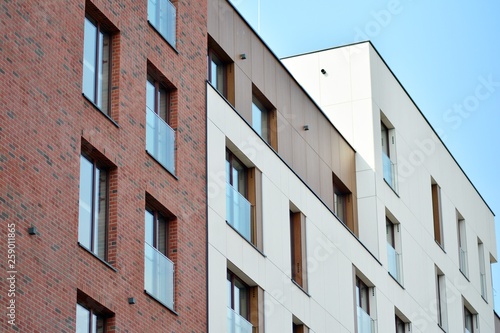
[0,1,497,333]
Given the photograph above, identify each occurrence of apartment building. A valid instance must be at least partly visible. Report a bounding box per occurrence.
[1,0,207,331]
[208,1,497,333]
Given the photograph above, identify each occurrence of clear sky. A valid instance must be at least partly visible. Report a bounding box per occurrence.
[230,0,500,311]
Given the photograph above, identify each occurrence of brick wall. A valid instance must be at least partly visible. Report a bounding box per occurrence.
[0,0,208,331]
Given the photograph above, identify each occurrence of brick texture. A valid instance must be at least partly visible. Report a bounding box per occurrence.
[0,0,208,331]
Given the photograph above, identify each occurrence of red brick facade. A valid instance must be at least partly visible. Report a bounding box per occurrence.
[0,0,208,331]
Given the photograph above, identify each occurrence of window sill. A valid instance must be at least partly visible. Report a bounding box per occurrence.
[78,243,117,272]
[388,272,405,289]
[437,323,447,333]
[225,221,266,258]
[459,269,470,282]
[82,94,120,128]
[144,290,178,315]
[481,294,488,304]
[435,241,446,253]
[383,178,400,197]
[147,21,179,54]
[291,279,310,297]
[146,151,178,179]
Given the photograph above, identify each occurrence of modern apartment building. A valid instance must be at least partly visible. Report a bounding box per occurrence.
[208,1,497,333]
[1,0,497,332]
[1,0,208,331]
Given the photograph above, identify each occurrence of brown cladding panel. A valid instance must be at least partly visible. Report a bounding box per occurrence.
[251,34,265,93]
[208,0,219,40]
[318,115,332,167]
[290,84,306,133]
[234,19,252,74]
[330,128,341,176]
[302,105,320,152]
[263,51,277,106]
[218,0,235,58]
[292,130,307,181]
[277,111,293,163]
[276,66,292,117]
[306,144,321,196]
[320,160,334,211]
[234,66,252,123]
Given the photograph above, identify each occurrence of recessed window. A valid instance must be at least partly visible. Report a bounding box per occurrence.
[144,199,176,310]
[290,208,307,291]
[293,322,309,333]
[457,213,468,276]
[76,303,105,333]
[464,306,475,333]
[82,15,111,114]
[431,181,444,248]
[78,154,109,260]
[436,269,448,330]
[251,90,277,149]
[478,240,487,300]
[225,149,263,250]
[147,0,176,47]
[356,276,375,333]
[208,50,226,95]
[207,42,234,105]
[386,216,403,284]
[381,115,397,191]
[395,315,406,333]
[146,73,176,174]
[333,173,355,234]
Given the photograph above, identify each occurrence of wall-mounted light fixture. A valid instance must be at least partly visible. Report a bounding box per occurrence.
[240,53,247,60]
[321,68,327,75]
[28,226,38,236]
[303,125,309,131]
[128,297,136,305]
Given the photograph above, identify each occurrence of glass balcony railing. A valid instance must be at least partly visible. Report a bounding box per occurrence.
[146,106,176,174]
[226,183,253,243]
[227,307,253,333]
[459,247,468,275]
[144,242,174,309]
[382,152,397,191]
[480,272,487,299]
[357,306,375,333]
[148,0,176,47]
[387,243,402,283]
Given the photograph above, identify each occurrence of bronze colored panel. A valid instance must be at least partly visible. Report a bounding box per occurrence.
[207,0,218,40]
[248,168,263,251]
[320,160,334,211]
[290,83,305,133]
[234,18,252,75]
[290,211,307,290]
[292,130,307,181]
[302,105,319,153]
[277,111,293,164]
[318,114,332,167]
[330,128,341,176]
[234,67,252,122]
[269,109,278,151]
[306,146,320,196]
[263,51,277,106]
[249,286,264,333]
[251,34,265,93]
[218,0,234,59]
[276,66,291,120]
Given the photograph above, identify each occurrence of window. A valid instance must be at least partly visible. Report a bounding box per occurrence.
[293,322,309,333]
[431,181,444,248]
[395,315,405,333]
[227,270,264,333]
[147,0,176,47]
[356,276,375,333]
[78,154,108,260]
[457,213,468,276]
[208,50,225,95]
[76,303,105,333]
[381,116,397,191]
[251,89,278,149]
[225,149,263,249]
[144,197,176,309]
[333,173,355,234]
[146,74,176,174]
[436,269,448,331]
[386,216,402,284]
[464,306,474,333]
[82,15,111,114]
[208,43,234,104]
[290,208,307,291]
[478,240,487,300]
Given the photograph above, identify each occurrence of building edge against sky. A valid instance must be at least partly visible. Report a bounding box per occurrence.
[208,0,497,332]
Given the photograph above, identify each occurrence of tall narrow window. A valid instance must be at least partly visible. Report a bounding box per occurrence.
[76,303,105,333]
[82,15,110,114]
[147,0,176,47]
[478,240,487,300]
[457,214,468,276]
[227,271,253,333]
[386,217,402,284]
[293,322,309,333]
[146,75,176,174]
[395,315,406,333]
[333,173,355,234]
[381,117,397,191]
[252,96,269,141]
[144,207,175,309]
[78,154,108,260]
[356,276,374,333]
[208,50,226,96]
[436,270,448,330]
[431,182,444,248]
[290,209,307,291]
[464,307,474,333]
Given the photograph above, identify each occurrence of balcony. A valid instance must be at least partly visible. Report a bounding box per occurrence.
[459,247,468,276]
[148,0,176,47]
[227,307,253,333]
[357,306,375,333]
[146,106,175,174]
[382,152,397,192]
[387,243,402,284]
[226,183,254,243]
[144,242,174,309]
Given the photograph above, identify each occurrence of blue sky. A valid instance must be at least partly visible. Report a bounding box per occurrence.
[230,0,500,311]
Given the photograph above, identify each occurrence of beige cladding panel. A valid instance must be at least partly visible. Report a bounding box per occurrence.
[263,51,277,106]
[291,129,307,181]
[251,34,265,90]
[207,0,219,41]
[218,0,234,57]
[277,111,293,163]
[234,66,252,122]
[234,20,252,74]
